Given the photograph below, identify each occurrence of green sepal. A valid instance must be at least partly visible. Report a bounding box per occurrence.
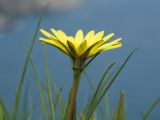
[67,41,78,58]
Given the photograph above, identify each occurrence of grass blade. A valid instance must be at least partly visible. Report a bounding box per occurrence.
[29,55,50,120]
[112,90,126,120]
[95,48,138,109]
[20,40,50,120]
[22,81,30,120]
[43,45,56,120]
[62,90,71,120]
[85,63,116,118]
[86,48,138,119]
[105,96,111,120]
[142,97,160,120]
[0,97,10,120]
[11,4,47,120]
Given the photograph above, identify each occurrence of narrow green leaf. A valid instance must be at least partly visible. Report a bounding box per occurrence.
[142,97,160,120]
[0,97,10,120]
[29,56,50,120]
[95,48,138,109]
[86,48,138,119]
[105,96,111,120]
[12,4,47,120]
[112,90,126,120]
[85,63,116,118]
[62,90,71,120]
[22,81,30,120]
[43,45,56,120]
[51,79,65,119]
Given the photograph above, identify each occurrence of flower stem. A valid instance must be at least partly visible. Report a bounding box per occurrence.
[67,60,81,120]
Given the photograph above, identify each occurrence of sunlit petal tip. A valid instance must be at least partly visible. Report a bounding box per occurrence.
[88,30,95,34]
[39,37,43,41]
[76,29,84,36]
[40,29,47,34]
[96,31,104,36]
[94,31,105,41]
[50,28,57,34]
[85,30,95,40]
[40,29,45,32]
[103,33,115,41]
[39,37,48,41]
[75,29,84,44]
[109,33,115,37]
[115,38,122,42]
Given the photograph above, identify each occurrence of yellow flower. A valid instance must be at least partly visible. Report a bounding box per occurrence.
[39,28,122,61]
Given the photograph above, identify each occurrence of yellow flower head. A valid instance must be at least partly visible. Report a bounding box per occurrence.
[39,28,122,61]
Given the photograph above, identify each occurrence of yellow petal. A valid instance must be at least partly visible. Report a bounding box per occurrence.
[87,49,102,58]
[39,37,69,54]
[87,40,104,53]
[85,30,95,41]
[67,36,79,48]
[103,43,122,51]
[50,28,58,35]
[98,38,122,50]
[77,40,87,56]
[40,29,55,39]
[88,38,122,57]
[75,29,84,45]
[88,31,104,46]
[92,33,115,48]
[82,40,103,58]
[103,33,115,42]
[94,31,104,41]
[51,28,68,45]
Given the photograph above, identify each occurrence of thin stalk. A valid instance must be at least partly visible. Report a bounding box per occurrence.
[67,66,81,120]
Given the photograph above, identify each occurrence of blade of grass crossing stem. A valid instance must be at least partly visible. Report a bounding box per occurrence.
[142,97,160,120]
[86,49,138,119]
[29,55,50,120]
[0,97,10,120]
[11,4,47,120]
[112,90,126,120]
[43,45,56,120]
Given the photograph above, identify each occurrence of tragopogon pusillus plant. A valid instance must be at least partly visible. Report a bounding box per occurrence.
[39,28,122,120]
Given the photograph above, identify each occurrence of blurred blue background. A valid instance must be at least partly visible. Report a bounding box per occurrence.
[0,0,160,119]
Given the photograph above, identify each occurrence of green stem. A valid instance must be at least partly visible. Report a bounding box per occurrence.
[67,60,81,120]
